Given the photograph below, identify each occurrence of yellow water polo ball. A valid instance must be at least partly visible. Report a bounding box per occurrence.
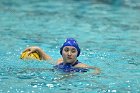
[20,51,41,60]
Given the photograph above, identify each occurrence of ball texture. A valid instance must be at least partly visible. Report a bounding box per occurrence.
[20,51,40,60]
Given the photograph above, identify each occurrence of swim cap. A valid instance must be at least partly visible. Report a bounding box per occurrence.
[60,38,81,57]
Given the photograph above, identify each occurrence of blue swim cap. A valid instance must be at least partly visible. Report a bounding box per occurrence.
[60,38,81,57]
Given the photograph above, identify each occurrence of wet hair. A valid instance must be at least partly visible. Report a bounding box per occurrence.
[60,38,81,57]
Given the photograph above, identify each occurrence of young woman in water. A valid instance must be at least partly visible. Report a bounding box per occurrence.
[22,38,100,74]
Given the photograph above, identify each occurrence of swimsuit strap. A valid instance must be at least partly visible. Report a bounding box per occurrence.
[71,60,80,66]
[53,60,88,72]
[56,60,80,67]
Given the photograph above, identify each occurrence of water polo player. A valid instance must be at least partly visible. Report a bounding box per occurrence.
[21,38,100,74]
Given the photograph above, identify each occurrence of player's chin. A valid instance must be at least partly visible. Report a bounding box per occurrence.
[65,59,74,63]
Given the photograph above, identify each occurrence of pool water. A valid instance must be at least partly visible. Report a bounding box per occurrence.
[0,0,140,93]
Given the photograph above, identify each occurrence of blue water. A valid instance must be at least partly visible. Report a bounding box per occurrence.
[0,0,140,93]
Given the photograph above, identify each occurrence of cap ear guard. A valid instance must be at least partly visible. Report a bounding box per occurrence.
[60,38,80,57]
